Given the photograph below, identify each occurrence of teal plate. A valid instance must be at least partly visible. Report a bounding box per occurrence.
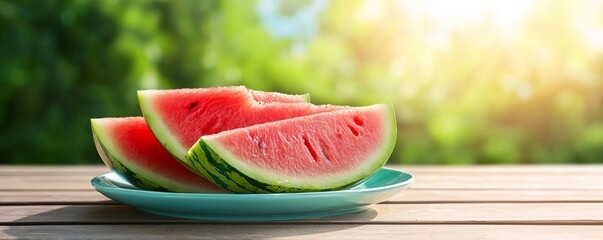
[91,168,414,221]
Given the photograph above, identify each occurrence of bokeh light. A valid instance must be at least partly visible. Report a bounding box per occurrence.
[1,0,602,164]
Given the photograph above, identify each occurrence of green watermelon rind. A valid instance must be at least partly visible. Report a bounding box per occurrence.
[90,119,223,193]
[91,126,169,191]
[137,90,188,160]
[187,139,332,193]
[91,119,170,191]
[185,103,397,193]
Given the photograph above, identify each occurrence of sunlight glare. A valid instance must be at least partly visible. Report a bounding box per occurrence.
[397,0,535,35]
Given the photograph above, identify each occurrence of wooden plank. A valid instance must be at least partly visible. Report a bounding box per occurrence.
[0,166,106,176]
[399,165,603,190]
[0,175,93,184]
[3,170,603,190]
[2,166,603,239]
[2,203,603,225]
[392,189,603,203]
[2,224,603,240]
[0,177,93,190]
[408,174,603,189]
[0,191,112,205]
[3,189,603,205]
[6,175,603,190]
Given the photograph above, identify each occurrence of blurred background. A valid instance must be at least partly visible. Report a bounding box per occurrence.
[1,0,602,164]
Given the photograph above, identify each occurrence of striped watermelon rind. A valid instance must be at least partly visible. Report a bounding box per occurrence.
[92,130,168,191]
[91,120,188,192]
[93,87,311,193]
[185,103,397,193]
[187,139,326,193]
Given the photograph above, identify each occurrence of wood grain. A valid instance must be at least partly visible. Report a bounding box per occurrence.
[2,165,603,190]
[2,165,603,239]
[3,189,603,205]
[393,189,603,203]
[2,224,603,240]
[2,203,603,225]
[0,166,107,176]
[0,191,112,205]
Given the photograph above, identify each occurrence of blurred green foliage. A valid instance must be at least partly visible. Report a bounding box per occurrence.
[1,0,602,164]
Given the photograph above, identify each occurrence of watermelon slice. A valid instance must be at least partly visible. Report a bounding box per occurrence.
[138,87,345,162]
[91,87,307,193]
[91,117,227,193]
[185,104,397,193]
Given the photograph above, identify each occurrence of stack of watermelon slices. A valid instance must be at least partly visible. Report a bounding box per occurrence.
[91,86,397,193]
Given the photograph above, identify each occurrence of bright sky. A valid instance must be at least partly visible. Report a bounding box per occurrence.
[257,0,603,57]
[396,0,535,32]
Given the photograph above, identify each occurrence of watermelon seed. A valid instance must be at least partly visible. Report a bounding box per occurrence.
[302,135,319,163]
[188,102,199,109]
[353,116,364,126]
[247,131,264,151]
[256,140,266,151]
[347,124,360,136]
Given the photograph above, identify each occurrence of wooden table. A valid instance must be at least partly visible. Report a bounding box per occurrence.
[2,165,603,239]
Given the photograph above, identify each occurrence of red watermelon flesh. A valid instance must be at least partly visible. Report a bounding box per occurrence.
[138,87,345,161]
[213,107,389,175]
[91,117,226,193]
[185,104,397,193]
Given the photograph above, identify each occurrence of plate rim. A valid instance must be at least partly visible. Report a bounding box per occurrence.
[90,167,414,220]
[91,167,415,198]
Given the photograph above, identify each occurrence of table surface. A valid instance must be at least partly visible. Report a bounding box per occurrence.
[2,165,603,239]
